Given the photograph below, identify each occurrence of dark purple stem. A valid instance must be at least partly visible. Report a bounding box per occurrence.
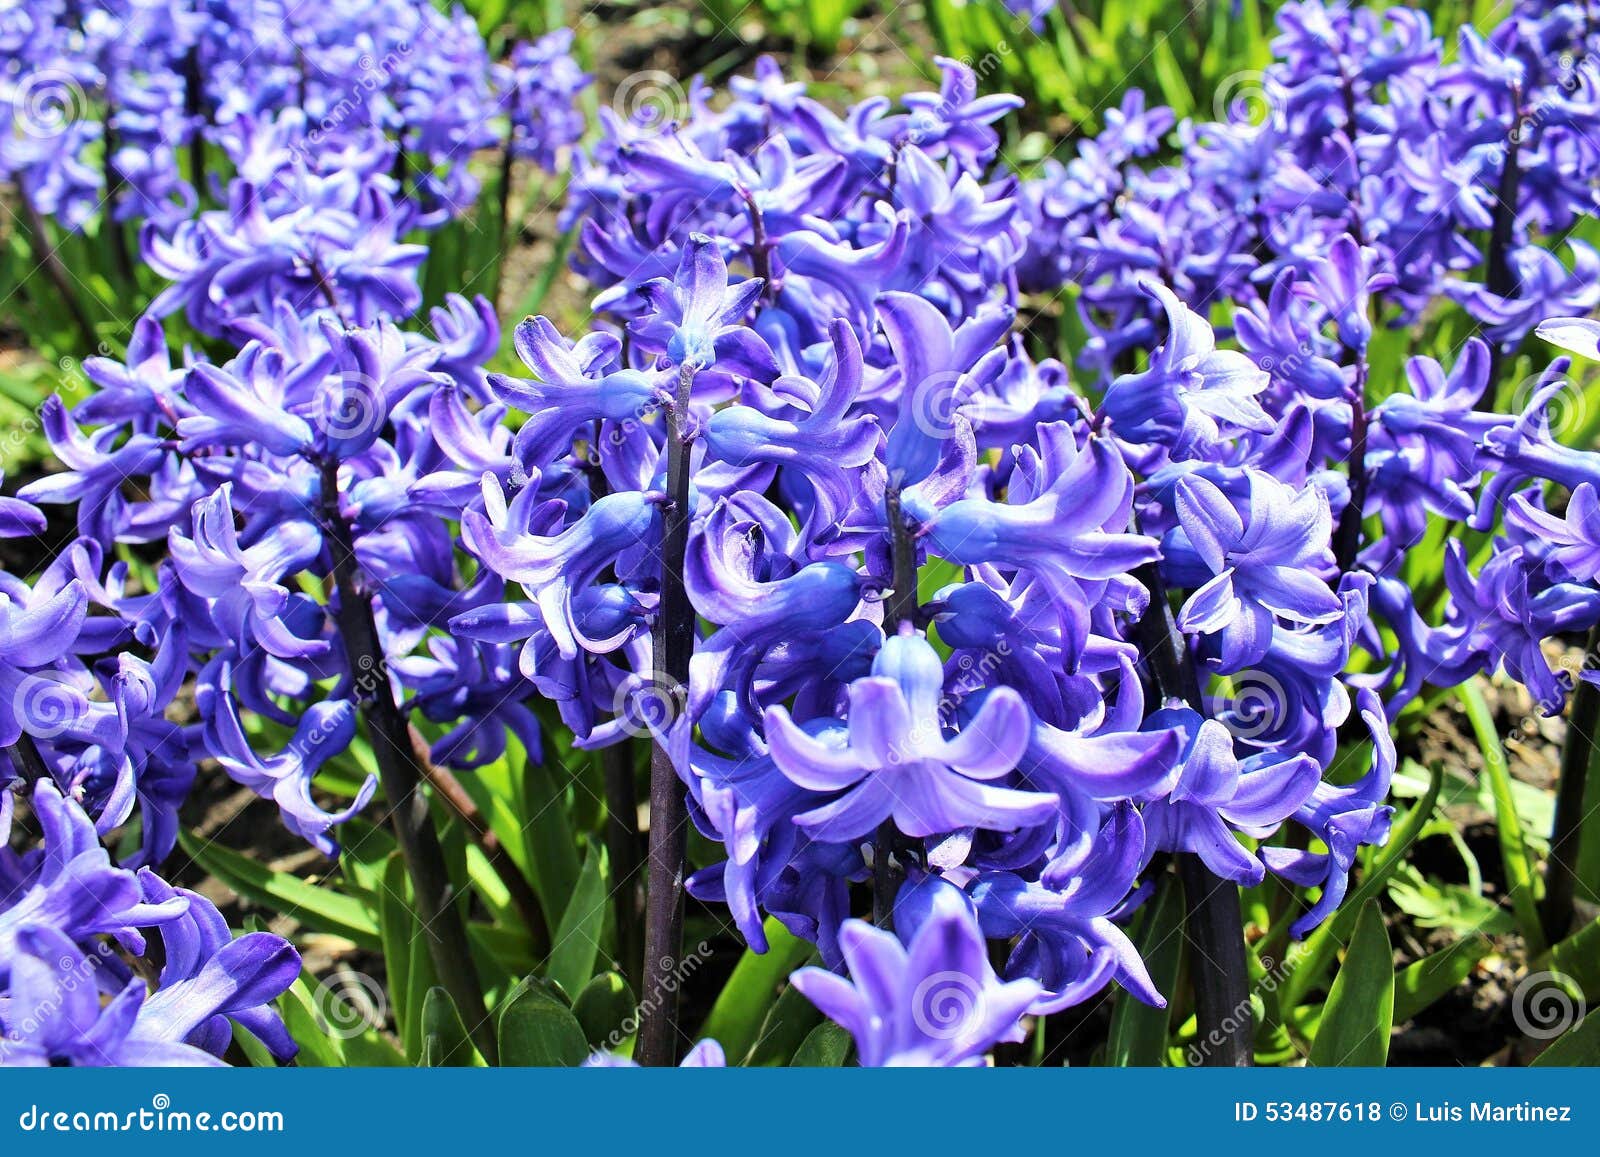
[1128,553,1253,1067]
[317,456,495,1063]
[18,192,97,353]
[5,734,51,786]
[637,362,697,1067]
[1482,94,1524,404]
[1543,623,1599,942]
[1334,361,1371,572]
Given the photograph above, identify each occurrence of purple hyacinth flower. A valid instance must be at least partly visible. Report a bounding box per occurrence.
[1173,471,1343,671]
[1507,483,1600,583]
[1100,280,1272,452]
[907,426,1158,664]
[967,805,1163,1012]
[168,484,326,661]
[765,628,1058,841]
[1140,708,1322,886]
[630,234,777,379]
[201,677,376,856]
[0,782,187,975]
[0,927,220,1067]
[790,877,1040,1066]
[878,292,1013,487]
[462,476,661,662]
[490,317,662,471]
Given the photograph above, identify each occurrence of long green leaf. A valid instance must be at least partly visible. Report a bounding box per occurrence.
[1530,1009,1600,1066]
[178,831,379,950]
[699,919,813,1063]
[790,1021,852,1066]
[1307,901,1394,1067]
[545,842,608,998]
[1458,681,1546,956]
[421,987,484,1067]
[1393,934,1493,1023]
[1533,916,1600,999]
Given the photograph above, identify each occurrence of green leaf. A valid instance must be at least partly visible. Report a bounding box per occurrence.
[546,842,608,998]
[1308,901,1394,1067]
[1532,916,1600,1000]
[278,977,345,1068]
[178,830,379,950]
[277,971,405,1067]
[743,971,823,1067]
[572,971,637,1051]
[1393,934,1493,1023]
[1458,681,1546,956]
[520,757,582,923]
[790,1021,852,1066]
[377,854,427,1061]
[421,987,483,1067]
[497,977,589,1067]
[1530,1008,1600,1066]
[1106,878,1182,1066]
[698,919,813,1063]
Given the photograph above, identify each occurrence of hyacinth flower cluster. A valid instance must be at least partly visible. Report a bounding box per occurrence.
[1,0,589,346]
[6,0,1600,1071]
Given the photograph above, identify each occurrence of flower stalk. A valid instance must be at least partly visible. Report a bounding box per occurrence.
[318,456,495,1063]
[872,484,921,926]
[1543,623,1600,941]
[1129,554,1253,1067]
[637,362,698,1066]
